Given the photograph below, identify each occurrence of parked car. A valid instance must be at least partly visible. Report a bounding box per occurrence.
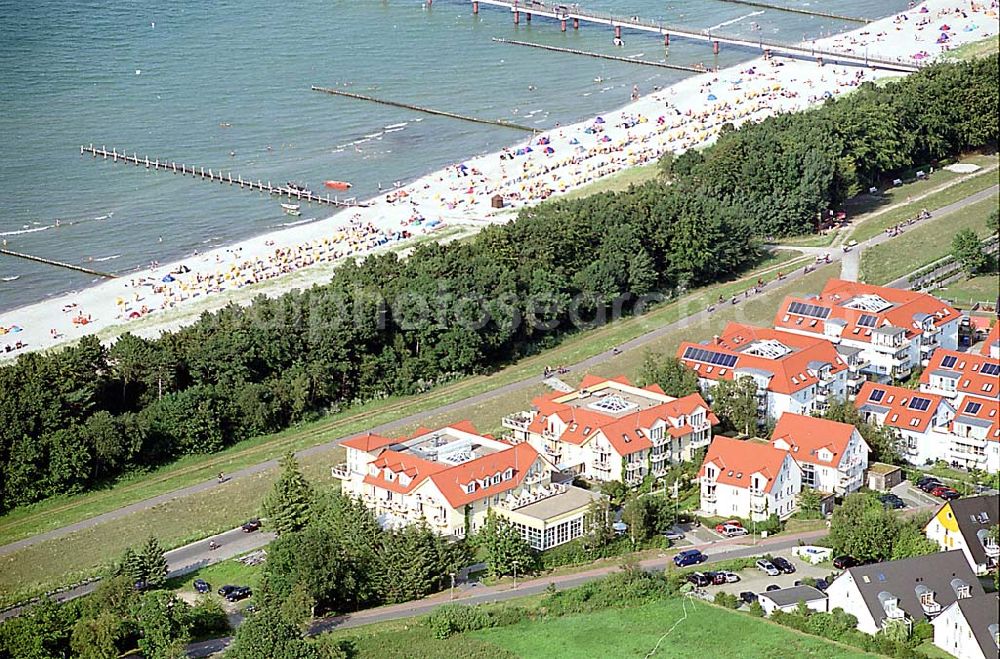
[714,520,744,534]
[814,578,830,591]
[717,524,750,538]
[241,518,262,533]
[739,591,758,604]
[915,475,940,488]
[687,572,712,587]
[756,559,780,577]
[225,586,252,602]
[771,556,796,574]
[717,571,740,583]
[765,584,781,592]
[918,479,943,493]
[218,584,238,597]
[704,571,728,586]
[931,486,960,500]
[664,530,686,542]
[193,579,211,594]
[833,555,858,570]
[880,493,906,509]
[674,549,707,567]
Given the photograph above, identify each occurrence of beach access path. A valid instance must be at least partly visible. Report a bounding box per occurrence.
[2,183,993,561]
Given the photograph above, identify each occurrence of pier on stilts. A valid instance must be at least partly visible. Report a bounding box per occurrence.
[468,0,918,72]
[491,38,710,73]
[714,0,871,24]
[0,249,118,279]
[310,86,536,132]
[79,145,368,208]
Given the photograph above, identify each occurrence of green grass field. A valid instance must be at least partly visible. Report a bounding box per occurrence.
[848,160,998,244]
[933,274,1000,308]
[858,195,998,285]
[942,35,1000,62]
[320,598,879,659]
[559,162,659,201]
[167,555,263,598]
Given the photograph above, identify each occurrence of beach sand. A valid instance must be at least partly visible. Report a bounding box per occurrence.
[1,0,996,360]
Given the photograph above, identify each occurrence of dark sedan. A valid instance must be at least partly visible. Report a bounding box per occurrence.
[771,556,796,574]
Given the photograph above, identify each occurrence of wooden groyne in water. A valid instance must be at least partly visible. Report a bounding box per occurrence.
[0,249,117,279]
[715,0,871,24]
[79,145,367,208]
[491,38,709,73]
[310,86,536,132]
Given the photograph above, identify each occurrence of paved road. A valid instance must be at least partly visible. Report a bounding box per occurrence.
[186,528,828,657]
[0,525,272,622]
[1,184,994,590]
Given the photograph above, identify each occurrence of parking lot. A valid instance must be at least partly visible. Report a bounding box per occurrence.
[688,552,836,605]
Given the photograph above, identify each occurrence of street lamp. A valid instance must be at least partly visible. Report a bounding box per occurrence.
[513,560,519,589]
[450,572,456,600]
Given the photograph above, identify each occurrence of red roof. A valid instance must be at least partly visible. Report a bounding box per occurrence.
[774,279,959,343]
[981,323,1000,357]
[855,382,948,433]
[698,435,794,493]
[676,322,848,395]
[429,442,540,508]
[529,377,717,456]
[921,349,1000,401]
[771,413,859,465]
[952,396,1000,444]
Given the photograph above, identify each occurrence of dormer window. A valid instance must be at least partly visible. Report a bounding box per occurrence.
[950,578,971,600]
[503,468,513,480]
[464,482,476,495]
[492,473,501,485]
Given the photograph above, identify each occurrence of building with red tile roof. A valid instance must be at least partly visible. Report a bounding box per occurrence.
[855,382,955,466]
[921,349,1000,405]
[334,423,601,549]
[502,375,716,486]
[774,279,960,383]
[948,396,1000,473]
[676,322,854,422]
[698,435,802,521]
[770,413,870,495]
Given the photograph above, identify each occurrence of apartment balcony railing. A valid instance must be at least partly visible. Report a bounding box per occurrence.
[651,452,669,463]
[501,413,534,432]
[701,490,717,503]
[626,462,643,471]
[984,543,1000,559]
[331,463,350,480]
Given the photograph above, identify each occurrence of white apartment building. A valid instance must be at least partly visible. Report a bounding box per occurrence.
[770,412,870,495]
[775,279,960,382]
[855,382,955,466]
[333,422,599,550]
[677,322,852,423]
[698,435,803,521]
[502,375,717,486]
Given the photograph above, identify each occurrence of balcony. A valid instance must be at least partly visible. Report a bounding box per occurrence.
[984,543,1000,559]
[750,491,767,513]
[626,461,643,472]
[819,372,836,386]
[331,463,350,480]
[701,490,717,503]
[815,387,830,402]
[501,412,534,432]
[651,452,669,463]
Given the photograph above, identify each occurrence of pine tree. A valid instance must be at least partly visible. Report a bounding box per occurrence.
[118,547,145,584]
[141,536,168,589]
[262,452,315,535]
[480,510,534,579]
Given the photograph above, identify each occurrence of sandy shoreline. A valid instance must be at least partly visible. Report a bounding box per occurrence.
[1,0,997,361]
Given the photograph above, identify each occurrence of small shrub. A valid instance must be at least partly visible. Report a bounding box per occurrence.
[187,597,229,638]
[425,605,490,639]
[713,592,739,609]
[748,600,764,617]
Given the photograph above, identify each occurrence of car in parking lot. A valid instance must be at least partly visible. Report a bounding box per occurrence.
[218,584,238,597]
[930,485,961,500]
[664,530,686,542]
[814,578,830,591]
[241,518,262,533]
[756,559,780,576]
[833,555,858,570]
[915,475,940,488]
[765,584,781,592]
[193,579,211,594]
[918,478,943,493]
[686,572,712,587]
[771,556,796,574]
[715,522,749,538]
[225,586,252,602]
[739,591,758,604]
[674,549,707,567]
[715,571,740,583]
[879,493,906,509]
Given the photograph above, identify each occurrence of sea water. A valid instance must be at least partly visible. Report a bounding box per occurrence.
[0,0,910,312]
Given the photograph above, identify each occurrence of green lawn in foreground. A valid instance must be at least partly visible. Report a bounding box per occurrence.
[933,273,1000,308]
[942,35,1000,62]
[167,555,263,597]
[470,598,877,659]
[859,195,998,285]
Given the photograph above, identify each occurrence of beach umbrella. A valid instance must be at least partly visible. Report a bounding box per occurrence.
[524,146,533,152]
[939,24,950,31]
[707,94,717,100]
[162,274,175,283]
[600,135,612,142]
[544,146,554,154]
[594,116,605,124]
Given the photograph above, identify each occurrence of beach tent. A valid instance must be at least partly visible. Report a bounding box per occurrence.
[544,146,554,154]
[569,138,580,144]
[594,116,605,124]
[707,94,717,100]
[162,274,175,283]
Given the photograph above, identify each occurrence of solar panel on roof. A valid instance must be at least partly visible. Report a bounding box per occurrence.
[908,397,931,412]
[682,346,738,368]
[788,301,831,319]
[965,401,982,414]
[857,314,878,328]
[941,355,958,369]
[981,363,1000,376]
[869,389,885,403]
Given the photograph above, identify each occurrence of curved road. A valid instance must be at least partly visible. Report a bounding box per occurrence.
[0,185,994,557]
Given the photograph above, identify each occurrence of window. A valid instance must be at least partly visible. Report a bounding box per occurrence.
[464,483,476,494]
